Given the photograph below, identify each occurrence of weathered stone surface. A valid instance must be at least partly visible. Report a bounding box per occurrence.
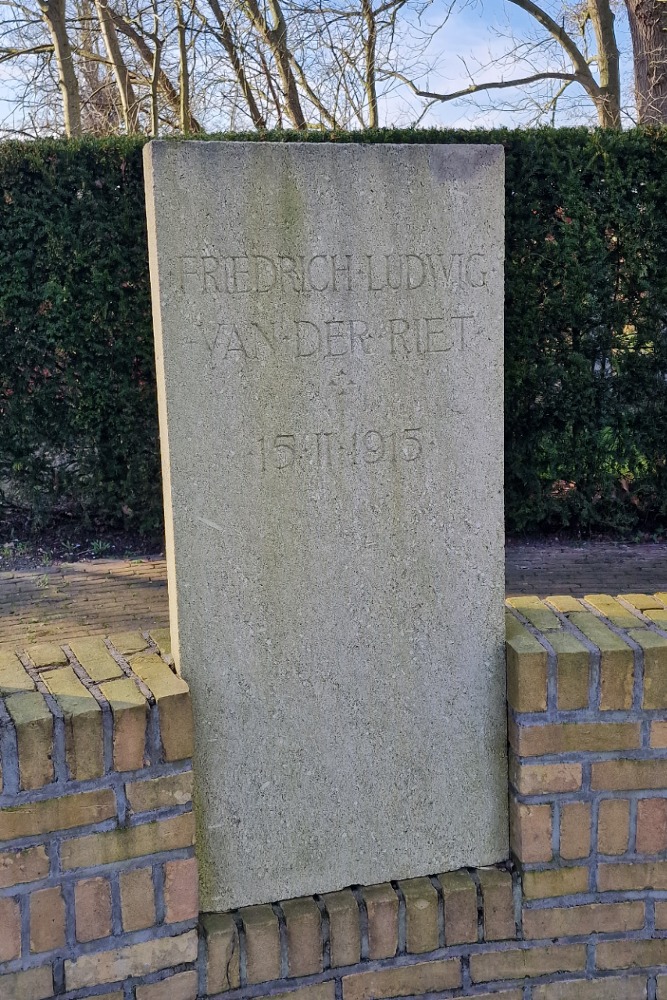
[144,141,507,909]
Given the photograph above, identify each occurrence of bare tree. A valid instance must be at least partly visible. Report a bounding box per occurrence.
[393,0,623,126]
[0,0,656,135]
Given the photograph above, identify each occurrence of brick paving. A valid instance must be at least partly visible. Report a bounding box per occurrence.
[0,542,665,648]
[506,540,667,597]
[0,558,169,648]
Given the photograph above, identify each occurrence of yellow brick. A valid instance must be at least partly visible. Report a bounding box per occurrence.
[26,643,68,669]
[439,871,477,946]
[506,631,548,712]
[149,628,172,657]
[69,638,123,683]
[0,966,54,1000]
[239,904,281,984]
[471,944,586,983]
[256,987,334,1000]
[567,613,633,709]
[596,938,667,970]
[507,596,545,608]
[510,801,552,863]
[522,867,589,899]
[598,861,667,892]
[510,721,640,756]
[362,883,398,959]
[545,596,584,613]
[99,678,147,771]
[119,868,155,931]
[598,799,631,855]
[621,593,664,611]
[456,994,522,1000]
[65,929,197,989]
[109,631,150,656]
[282,897,322,976]
[126,771,193,813]
[61,812,194,869]
[592,759,667,791]
[533,978,646,999]
[42,667,103,780]
[0,651,34,694]
[5,692,53,789]
[523,901,644,939]
[506,613,527,641]
[510,758,582,795]
[506,597,562,631]
[131,655,193,761]
[343,959,461,1000]
[399,877,439,954]
[323,890,360,966]
[647,609,667,625]
[203,913,240,994]
[584,594,643,628]
[550,632,589,710]
[479,868,515,940]
[135,970,197,1000]
[559,802,591,860]
[631,628,667,708]
[0,788,115,840]
[0,846,49,888]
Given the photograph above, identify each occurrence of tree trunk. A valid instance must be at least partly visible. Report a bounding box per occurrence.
[244,0,307,128]
[150,19,161,135]
[176,0,190,132]
[94,0,139,131]
[625,0,667,123]
[587,0,622,125]
[39,0,82,136]
[361,0,378,127]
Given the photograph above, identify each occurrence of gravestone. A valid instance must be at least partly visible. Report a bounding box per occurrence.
[144,141,507,911]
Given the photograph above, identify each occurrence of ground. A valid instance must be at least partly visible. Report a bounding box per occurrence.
[0,538,664,648]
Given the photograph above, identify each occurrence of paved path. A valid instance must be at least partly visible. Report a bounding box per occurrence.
[0,559,169,648]
[506,541,667,597]
[0,542,665,647]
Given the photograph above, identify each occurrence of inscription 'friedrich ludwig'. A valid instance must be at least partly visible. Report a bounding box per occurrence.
[178,251,489,294]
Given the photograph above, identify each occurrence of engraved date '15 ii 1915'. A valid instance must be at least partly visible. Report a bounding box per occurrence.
[257,427,424,473]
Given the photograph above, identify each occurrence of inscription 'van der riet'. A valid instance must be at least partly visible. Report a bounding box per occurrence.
[198,314,476,365]
[177,250,490,294]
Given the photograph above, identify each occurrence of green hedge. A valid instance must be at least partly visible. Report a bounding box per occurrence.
[1,128,667,538]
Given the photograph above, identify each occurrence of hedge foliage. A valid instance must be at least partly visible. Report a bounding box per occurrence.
[1,128,667,538]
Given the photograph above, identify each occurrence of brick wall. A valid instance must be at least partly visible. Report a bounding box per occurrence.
[1,592,667,998]
[0,630,197,999]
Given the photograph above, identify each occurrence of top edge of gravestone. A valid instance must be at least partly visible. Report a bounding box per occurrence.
[143,139,504,163]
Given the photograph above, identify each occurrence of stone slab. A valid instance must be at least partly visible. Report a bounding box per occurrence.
[144,141,508,910]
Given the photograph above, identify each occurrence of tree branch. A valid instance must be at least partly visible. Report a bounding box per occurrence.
[392,69,583,103]
[0,44,53,63]
[507,0,600,93]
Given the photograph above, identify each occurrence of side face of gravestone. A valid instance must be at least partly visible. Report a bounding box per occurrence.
[144,141,507,911]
